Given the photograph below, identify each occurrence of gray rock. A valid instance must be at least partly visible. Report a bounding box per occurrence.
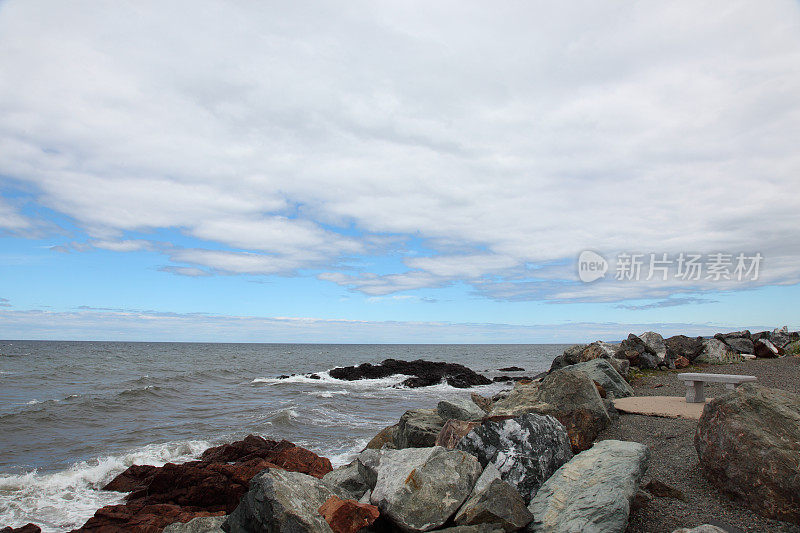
[364,423,399,450]
[223,468,334,533]
[694,339,743,364]
[471,461,501,494]
[370,446,482,532]
[164,517,226,533]
[721,336,755,355]
[526,440,650,533]
[671,526,727,533]
[354,448,394,488]
[568,359,633,398]
[754,338,781,358]
[695,383,800,523]
[322,460,370,500]
[636,352,659,369]
[638,332,667,361]
[436,526,505,533]
[614,334,655,361]
[770,326,791,348]
[438,397,486,421]
[359,489,372,504]
[549,342,616,372]
[454,478,534,531]
[397,408,446,448]
[457,413,573,504]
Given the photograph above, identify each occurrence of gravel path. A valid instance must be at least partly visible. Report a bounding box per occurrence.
[597,356,800,533]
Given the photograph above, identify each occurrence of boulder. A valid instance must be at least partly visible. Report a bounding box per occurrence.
[80,436,332,533]
[163,516,226,533]
[490,369,611,453]
[674,356,690,369]
[694,339,743,365]
[549,342,616,372]
[318,495,379,533]
[498,366,525,372]
[638,332,667,361]
[665,335,705,361]
[435,420,480,449]
[0,526,41,533]
[223,468,335,533]
[471,393,493,413]
[453,478,534,531]
[328,359,491,388]
[526,440,650,533]
[671,526,727,533]
[397,409,446,448]
[754,338,781,358]
[471,462,502,494]
[785,340,800,356]
[770,326,792,348]
[614,334,655,364]
[695,384,800,523]
[438,397,486,421]
[364,423,398,450]
[456,414,573,504]
[720,336,754,355]
[370,446,482,532]
[636,352,660,369]
[322,461,370,501]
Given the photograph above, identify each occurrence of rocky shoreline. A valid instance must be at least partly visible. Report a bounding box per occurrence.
[4,326,799,533]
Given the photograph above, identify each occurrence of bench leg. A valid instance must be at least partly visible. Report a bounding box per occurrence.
[685,381,705,403]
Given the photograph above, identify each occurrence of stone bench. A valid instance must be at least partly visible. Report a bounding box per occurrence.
[677,373,757,403]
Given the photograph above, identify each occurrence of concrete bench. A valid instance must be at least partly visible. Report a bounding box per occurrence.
[677,373,757,403]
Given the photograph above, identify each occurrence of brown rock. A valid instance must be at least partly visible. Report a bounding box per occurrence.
[73,436,332,533]
[593,381,607,398]
[645,479,685,500]
[318,495,379,533]
[470,392,493,413]
[364,423,398,450]
[1,524,42,533]
[435,419,480,449]
[674,356,690,369]
[754,338,782,358]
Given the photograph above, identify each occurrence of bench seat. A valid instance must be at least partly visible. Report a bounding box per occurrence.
[677,373,757,403]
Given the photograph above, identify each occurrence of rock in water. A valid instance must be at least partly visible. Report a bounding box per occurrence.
[566,359,634,398]
[223,469,335,533]
[318,495,380,533]
[328,359,491,388]
[0,525,41,533]
[454,478,533,531]
[435,419,480,449]
[397,409,446,448]
[163,517,226,533]
[456,414,573,504]
[526,440,650,533]
[438,397,486,421]
[370,446,482,532]
[695,384,800,523]
[695,339,744,364]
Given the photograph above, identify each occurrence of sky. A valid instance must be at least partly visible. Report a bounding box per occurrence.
[0,0,799,343]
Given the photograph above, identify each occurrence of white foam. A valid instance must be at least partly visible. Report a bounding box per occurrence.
[251,370,408,389]
[0,439,210,533]
[306,389,349,398]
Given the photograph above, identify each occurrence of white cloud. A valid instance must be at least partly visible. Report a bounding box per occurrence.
[1,1,799,301]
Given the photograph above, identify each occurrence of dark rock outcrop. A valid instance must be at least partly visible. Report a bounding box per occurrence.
[76,436,332,533]
[498,366,525,372]
[695,384,800,523]
[1,525,41,533]
[328,359,491,388]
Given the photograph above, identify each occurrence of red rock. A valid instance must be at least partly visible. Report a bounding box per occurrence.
[72,436,332,533]
[318,495,379,533]
[593,381,607,398]
[435,419,480,449]
[674,356,690,369]
[1,524,42,533]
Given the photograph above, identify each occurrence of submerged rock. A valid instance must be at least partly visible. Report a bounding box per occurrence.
[370,446,482,532]
[223,468,334,533]
[397,409,446,448]
[526,440,650,533]
[328,359,491,388]
[695,384,800,523]
[456,413,573,504]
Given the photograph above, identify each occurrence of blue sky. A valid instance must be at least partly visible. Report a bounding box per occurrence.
[1,1,799,342]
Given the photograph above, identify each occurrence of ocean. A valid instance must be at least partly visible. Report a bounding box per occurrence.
[0,341,567,531]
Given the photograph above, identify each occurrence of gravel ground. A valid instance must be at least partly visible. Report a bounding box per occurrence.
[597,356,800,533]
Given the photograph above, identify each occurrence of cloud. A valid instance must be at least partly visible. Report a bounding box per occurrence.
[158,265,211,277]
[1,1,799,302]
[0,306,786,343]
[0,297,10,307]
[616,297,719,310]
